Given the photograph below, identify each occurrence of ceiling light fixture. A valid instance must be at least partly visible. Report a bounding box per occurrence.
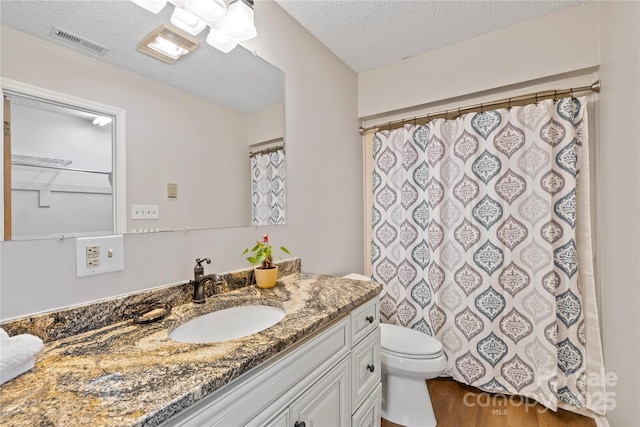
[170,6,207,35]
[92,116,113,127]
[131,0,256,54]
[137,24,200,63]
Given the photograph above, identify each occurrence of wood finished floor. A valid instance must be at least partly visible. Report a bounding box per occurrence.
[381,378,597,427]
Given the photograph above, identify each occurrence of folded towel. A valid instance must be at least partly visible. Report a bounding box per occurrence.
[343,273,372,281]
[0,328,43,385]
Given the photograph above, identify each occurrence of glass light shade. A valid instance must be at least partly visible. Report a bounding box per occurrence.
[170,6,206,35]
[226,0,257,41]
[130,0,167,14]
[206,27,238,53]
[187,0,226,22]
[148,35,189,59]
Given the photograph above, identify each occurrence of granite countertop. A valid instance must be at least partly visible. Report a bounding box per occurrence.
[0,273,382,427]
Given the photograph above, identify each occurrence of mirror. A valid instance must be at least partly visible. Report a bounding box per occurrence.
[0,0,285,240]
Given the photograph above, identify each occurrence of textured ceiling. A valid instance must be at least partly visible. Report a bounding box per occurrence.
[1,0,585,109]
[276,0,585,73]
[0,1,284,114]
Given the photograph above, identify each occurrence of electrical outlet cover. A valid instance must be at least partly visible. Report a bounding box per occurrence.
[76,235,125,278]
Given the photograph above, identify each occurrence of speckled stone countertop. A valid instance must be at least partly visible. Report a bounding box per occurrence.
[0,273,382,427]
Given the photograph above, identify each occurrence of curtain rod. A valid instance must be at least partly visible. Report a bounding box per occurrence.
[359,80,601,135]
[248,145,285,158]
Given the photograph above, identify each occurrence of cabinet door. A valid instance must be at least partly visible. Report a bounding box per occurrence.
[289,357,350,427]
[262,408,289,427]
[352,383,382,427]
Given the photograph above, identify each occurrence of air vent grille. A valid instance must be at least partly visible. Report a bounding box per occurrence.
[49,26,110,56]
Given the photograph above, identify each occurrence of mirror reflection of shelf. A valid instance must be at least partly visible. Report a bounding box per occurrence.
[11,154,110,174]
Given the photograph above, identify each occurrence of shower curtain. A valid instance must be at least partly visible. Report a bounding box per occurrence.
[371,97,606,414]
[251,149,286,226]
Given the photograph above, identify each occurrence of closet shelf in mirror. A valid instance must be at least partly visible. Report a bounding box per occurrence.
[11,154,110,175]
[12,154,72,168]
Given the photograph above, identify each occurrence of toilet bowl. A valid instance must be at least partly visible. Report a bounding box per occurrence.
[342,274,447,426]
[380,323,447,427]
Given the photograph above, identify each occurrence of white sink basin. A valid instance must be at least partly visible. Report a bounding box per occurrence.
[169,305,286,344]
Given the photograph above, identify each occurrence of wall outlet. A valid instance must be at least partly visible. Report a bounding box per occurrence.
[131,204,159,220]
[86,245,100,258]
[76,235,125,278]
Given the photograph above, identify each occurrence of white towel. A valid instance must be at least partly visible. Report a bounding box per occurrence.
[343,273,372,281]
[0,328,43,385]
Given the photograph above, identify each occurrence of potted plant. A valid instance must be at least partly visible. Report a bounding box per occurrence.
[242,234,290,288]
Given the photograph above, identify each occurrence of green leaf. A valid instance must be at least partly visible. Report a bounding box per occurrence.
[280,246,290,254]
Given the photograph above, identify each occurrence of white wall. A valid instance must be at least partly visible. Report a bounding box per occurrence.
[597,2,640,426]
[358,2,640,425]
[358,2,599,119]
[247,101,285,146]
[0,1,362,318]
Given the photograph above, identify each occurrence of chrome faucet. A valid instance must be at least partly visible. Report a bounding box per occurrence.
[191,257,222,304]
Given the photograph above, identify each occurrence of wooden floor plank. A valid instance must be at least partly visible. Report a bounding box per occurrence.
[381,378,597,427]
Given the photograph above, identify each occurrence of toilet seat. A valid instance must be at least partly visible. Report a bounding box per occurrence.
[380,323,443,359]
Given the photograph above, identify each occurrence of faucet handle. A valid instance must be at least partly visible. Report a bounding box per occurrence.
[195,258,211,267]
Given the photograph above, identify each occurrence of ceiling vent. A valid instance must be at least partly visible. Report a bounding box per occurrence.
[49,26,110,56]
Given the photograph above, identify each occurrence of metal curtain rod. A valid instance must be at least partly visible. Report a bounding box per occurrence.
[359,80,601,135]
[248,145,285,158]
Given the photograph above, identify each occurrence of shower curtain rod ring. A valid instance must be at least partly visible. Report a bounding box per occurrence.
[508,98,512,110]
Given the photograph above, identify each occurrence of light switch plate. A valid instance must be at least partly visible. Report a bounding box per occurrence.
[167,183,178,198]
[76,235,125,278]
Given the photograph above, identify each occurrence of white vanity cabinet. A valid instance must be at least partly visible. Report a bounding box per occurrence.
[349,298,381,427]
[162,297,381,427]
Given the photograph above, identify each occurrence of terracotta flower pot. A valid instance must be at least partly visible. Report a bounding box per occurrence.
[254,266,278,289]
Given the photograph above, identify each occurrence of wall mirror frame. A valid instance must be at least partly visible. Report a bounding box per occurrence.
[1,78,127,241]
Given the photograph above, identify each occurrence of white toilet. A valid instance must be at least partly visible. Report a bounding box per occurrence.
[380,323,447,427]
[343,274,447,427]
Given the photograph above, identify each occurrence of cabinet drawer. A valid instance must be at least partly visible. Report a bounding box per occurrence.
[352,383,382,427]
[351,327,381,409]
[351,297,379,345]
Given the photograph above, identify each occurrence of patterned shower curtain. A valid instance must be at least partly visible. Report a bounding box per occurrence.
[372,97,605,413]
[251,149,286,226]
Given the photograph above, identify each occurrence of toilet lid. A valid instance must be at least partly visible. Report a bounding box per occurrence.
[380,323,443,358]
